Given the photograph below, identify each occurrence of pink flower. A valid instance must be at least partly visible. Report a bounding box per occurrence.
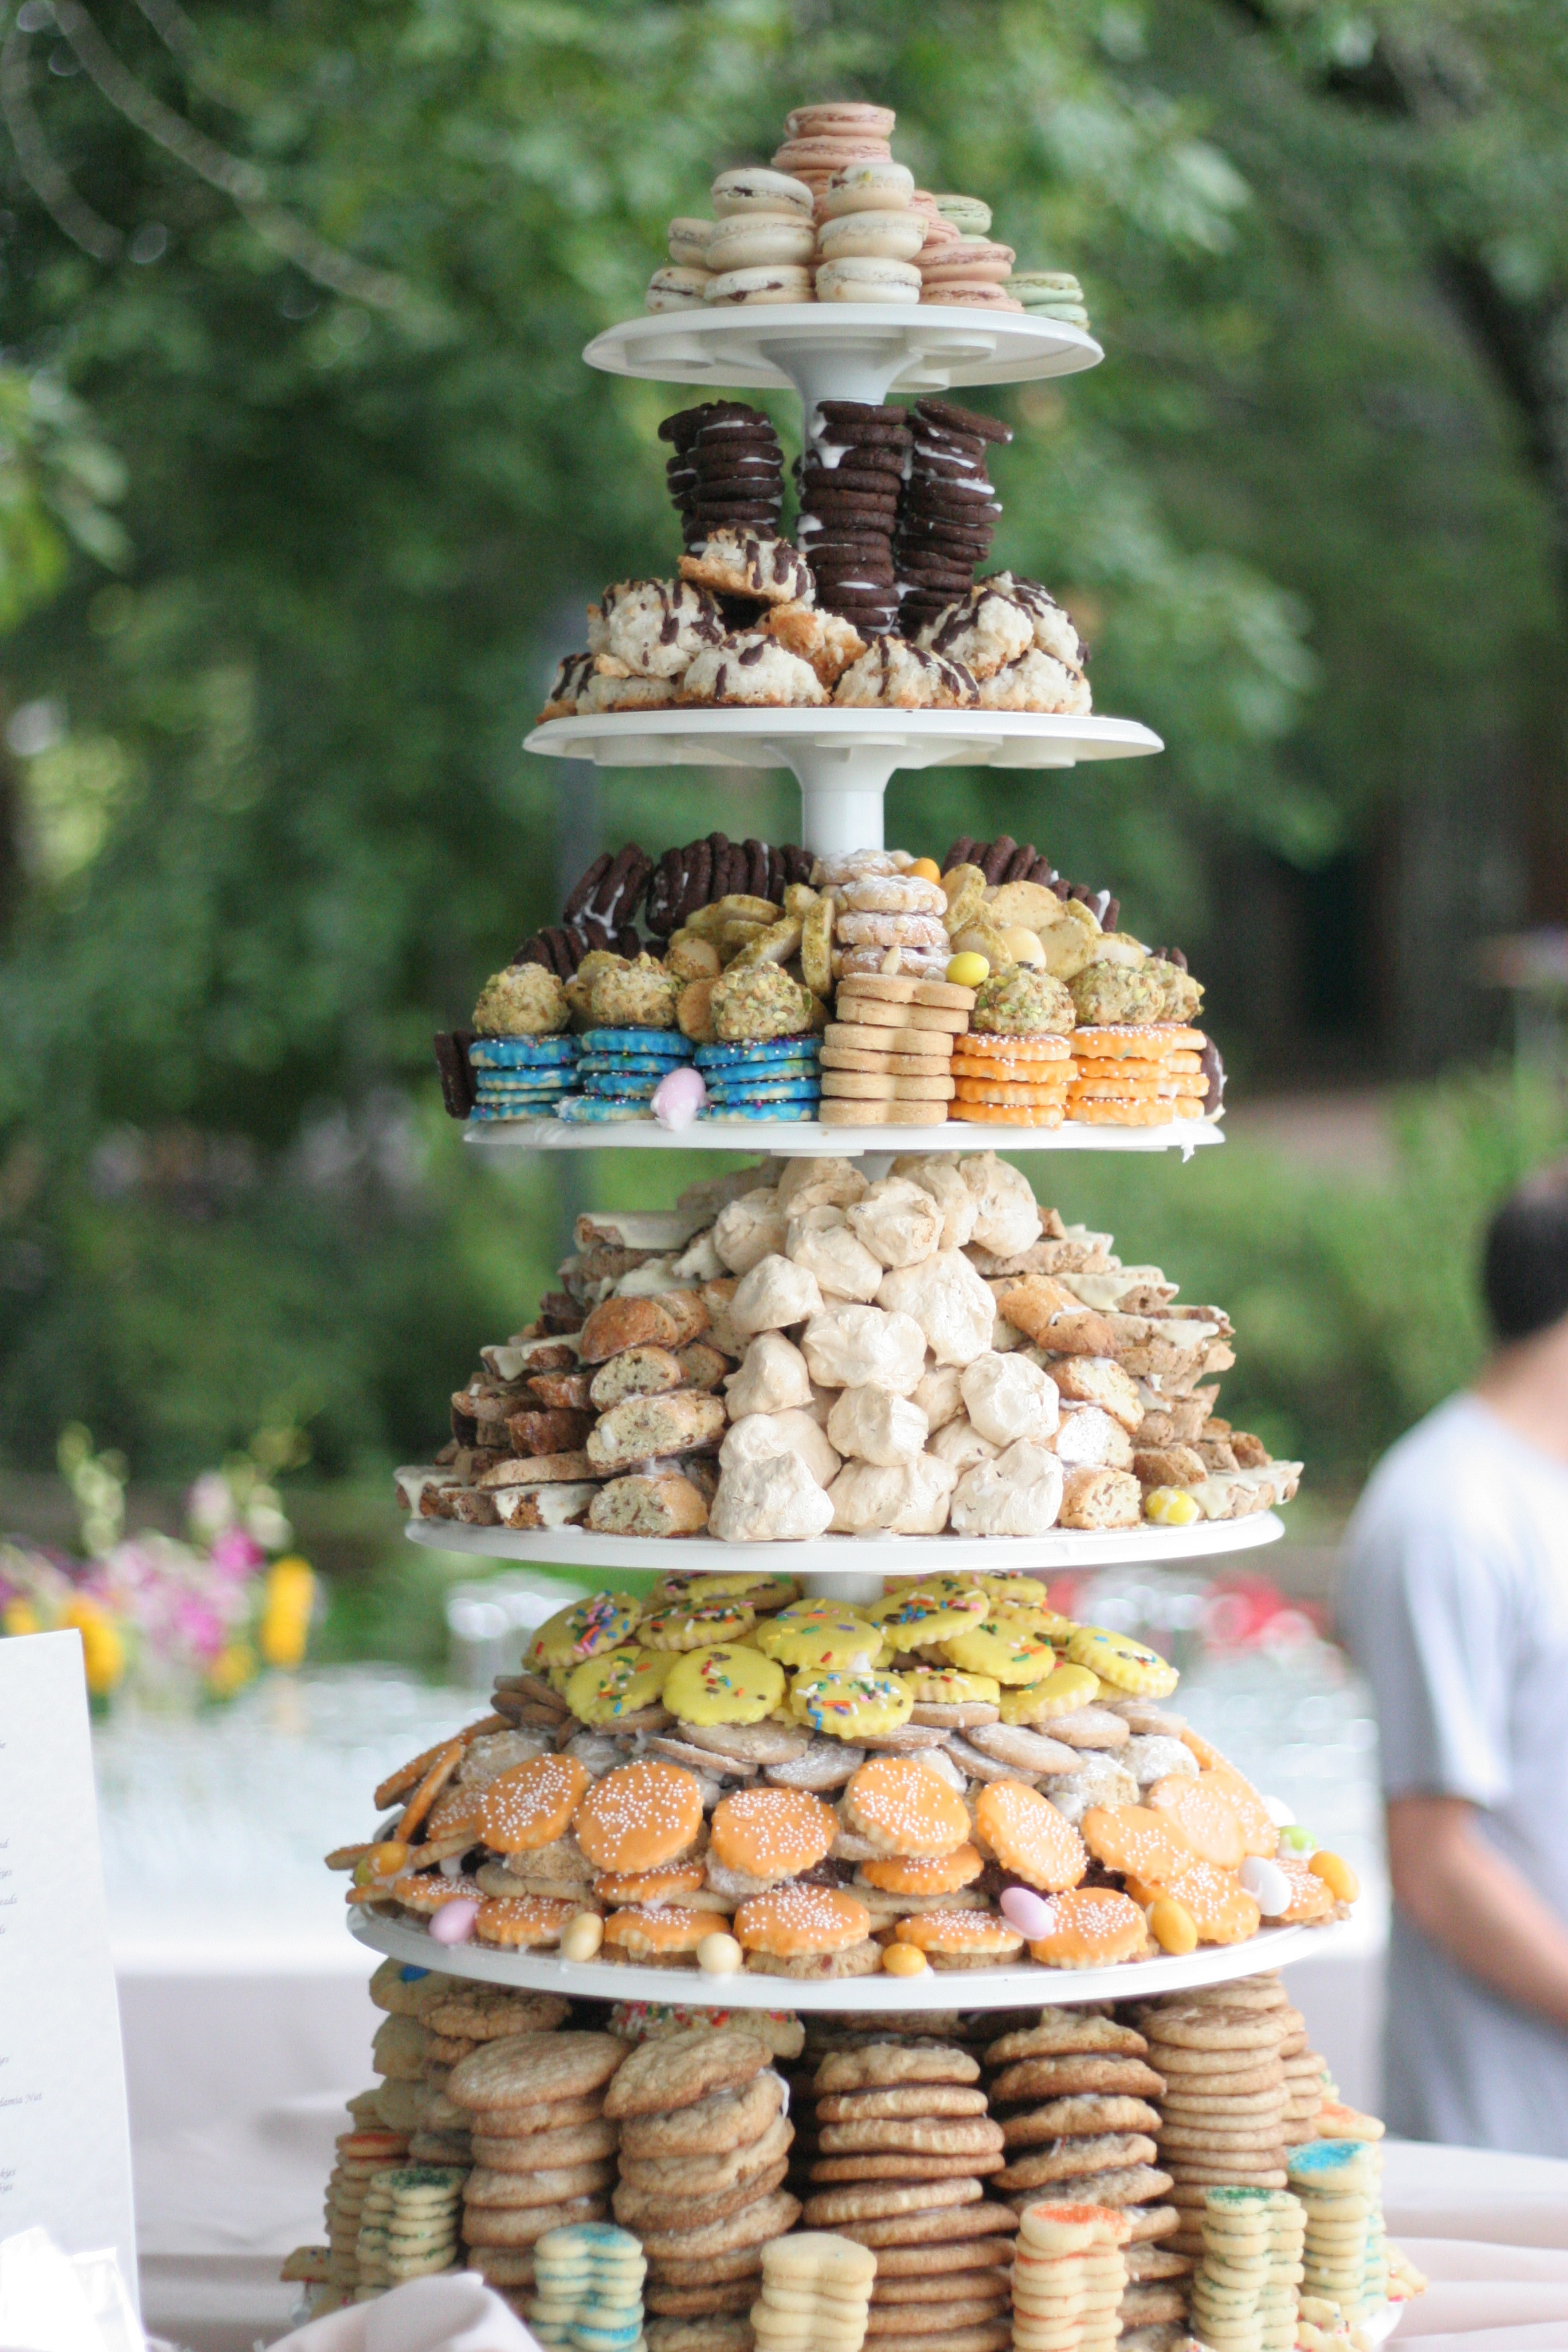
[209,1528,264,1579]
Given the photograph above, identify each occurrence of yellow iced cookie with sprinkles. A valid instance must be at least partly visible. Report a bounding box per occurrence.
[755,1598,870,1661]
[638,1596,758,1652]
[1066,1624,1179,1698]
[999,1662,1101,1723]
[565,1644,673,1726]
[941,1614,1061,1685]
[764,1613,884,1673]
[529,1592,642,1679]
[649,1568,797,1612]
[900,1667,1001,1706]
[664,1641,787,1725]
[872,1585,989,1650]
[790,1669,912,1741]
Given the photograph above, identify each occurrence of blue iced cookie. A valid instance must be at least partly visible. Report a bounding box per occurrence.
[571,2324,641,2352]
[703,1064,819,1091]
[577,1055,688,1078]
[470,1101,560,1122]
[473,1087,571,1106]
[469,1036,578,1068]
[695,1037,820,1067]
[578,1028,691,1058]
[554,1097,653,1124]
[704,1083,820,1107]
[580,1075,660,1100]
[700,1101,818,1122]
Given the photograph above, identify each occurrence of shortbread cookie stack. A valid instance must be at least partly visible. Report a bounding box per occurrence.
[447,2030,627,2301]
[894,401,1010,640]
[984,2012,1183,2347]
[802,2038,1016,2350]
[607,2025,801,2349]
[1008,2200,1131,2352]
[661,403,787,553]
[820,971,973,1127]
[1065,1026,1208,1127]
[1187,2185,1305,2352]
[752,2232,877,2352]
[1132,1979,1293,2261]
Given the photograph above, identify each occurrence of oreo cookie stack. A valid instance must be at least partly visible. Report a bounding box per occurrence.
[795,403,911,638]
[658,401,785,552]
[893,398,1012,640]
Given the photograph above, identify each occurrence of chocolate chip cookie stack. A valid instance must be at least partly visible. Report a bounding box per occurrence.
[605,2024,801,2352]
[447,2030,628,2305]
[983,2010,1185,2351]
[1132,1978,1294,2266]
[797,403,911,636]
[893,400,1010,640]
[802,2038,1016,2351]
[661,403,786,553]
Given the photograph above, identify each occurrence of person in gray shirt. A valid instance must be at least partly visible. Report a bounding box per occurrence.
[1342,1161,1568,2153]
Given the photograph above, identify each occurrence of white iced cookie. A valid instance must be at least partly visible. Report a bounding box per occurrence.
[647,265,712,312]
[711,166,816,221]
[877,1251,997,1368]
[818,160,916,217]
[815,257,923,304]
[708,215,818,272]
[961,1351,1061,1447]
[834,638,978,710]
[817,211,926,265]
[577,673,679,713]
[959,1153,1042,1256]
[679,634,826,706]
[810,849,916,883]
[829,875,946,916]
[778,1156,868,1216]
[709,1451,836,1543]
[828,1454,957,1536]
[834,912,949,951]
[826,1383,929,1467]
[896,1157,979,1249]
[912,1362,967,1432]
[985,573,1089,670]
[916,589,1034,681]
[785,1206,884,1304]
[928,1416,997,1471]
[846,1177,946,1269]
[705,265,815,306]
[949,1439,1063,1536]
[601,577,727,678]
[1052,1402,1133,1469]
[714,1187,787,1275]
[719,1406,841,1489]
[801,1303,927,1395]
[725,1330,813,1418]
[977,649,1093,715]
[730,1253,825,1338]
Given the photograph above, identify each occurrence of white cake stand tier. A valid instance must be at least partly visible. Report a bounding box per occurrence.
[525,709,1161,864]
[350,1908,1339,2011]
[465,1116,1220,1161]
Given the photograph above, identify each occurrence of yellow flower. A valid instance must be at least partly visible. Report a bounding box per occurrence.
[2,1598,42,1637]
[260,1556,315,1671]
[59,1596,126,1696]
[209,1641,256,1698]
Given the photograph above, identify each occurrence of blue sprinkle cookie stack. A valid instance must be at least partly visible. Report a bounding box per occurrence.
[468,1034,579,1120]
[695,1036,822,1122]
[557,1028,695,1122]
[531,2221,647,2352]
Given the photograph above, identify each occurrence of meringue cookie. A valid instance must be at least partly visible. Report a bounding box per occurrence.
[801,1303,926,1394]
[961,1351,1061,1448]
[826,1383,929,1467]
[708,1451,836,1543]
[846,1176,946,1269]
[827,1453,957,1536]
[730,1252,826,1338]
[949,1438,1063,1536]
[959,1153,1042,1257]
[785,1205,885,1304]
[877,1250,997,1367]
[713,1187,787,1274]
[718,1406,841,1489]
[724,1329,814,1418]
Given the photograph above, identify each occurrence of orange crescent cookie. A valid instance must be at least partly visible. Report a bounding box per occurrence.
[1066,1099,1183,1127]
[1124,1855,1261,1945]
[373,1718,503,1812]
[1026,1885,1149,1969]
[1144,1773,1246,1868]
[860,1843,985,1894]
[1272,1853,1337,1923]
[892,1911,1024,1967]
[948,1032,1071,1061]
[1180,1726,1225,1769]
[973,1779,1087,1892]
[475,1894,579,1948]
[396,1869,486,1914]
[710,1786,838,1883]
[1193,1761,1277,1858]
[733,1885,873,1957]
[477,1754,591,1854]
[601,1906,717,1961]
[593,1862,713,1907]
[1079,1803,1196,1884]
[573,1759,705,1873]
[952,1101,1065,1128]
[393,1739,464,1840]
[842,1755,973,1857]
[952,1077,1073,1106]
[1072,1024,1205,1057]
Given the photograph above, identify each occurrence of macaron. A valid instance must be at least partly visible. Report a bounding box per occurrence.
[711,166,816,221]
[707,215,818,272]
[922,283,1024,311]
[817,209,926,264]
[785,103,897,142]
[816,256,922,305]
[932,194,992,236]
[667,218,714,268]
[818,160,916,217]
[705,265,814,306]
[920,238,1016,285]
[647,266,711,312]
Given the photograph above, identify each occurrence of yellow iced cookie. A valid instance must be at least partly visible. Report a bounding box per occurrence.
[885,1572,986,1606]
[649,1569,797,1612]
[1144,1486,1201,1526]
[790,1669,913,1741]
[638,1596,758,1653]
[899,1667,1001,1706]
[1066,1624,1179,1698]
[872,1586,990,1650]
[942,1614,1061,1685]
[664,1641,787,1726]
[566,1645,674,1726]
[529,1592,642,1678]
[755,1598,870,1661]
[999,1663,1101,1723]
[766,1614,885,1673]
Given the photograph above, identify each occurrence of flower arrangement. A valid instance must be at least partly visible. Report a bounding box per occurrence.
[0,1424,317,1705]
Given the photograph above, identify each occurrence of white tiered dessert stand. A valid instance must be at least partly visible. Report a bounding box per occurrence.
[389,298,1326,2021]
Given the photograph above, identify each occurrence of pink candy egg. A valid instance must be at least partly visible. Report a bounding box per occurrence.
[429,1898,479,1946]
[653,1066,706,1130]
[1000,1885,1057,1940]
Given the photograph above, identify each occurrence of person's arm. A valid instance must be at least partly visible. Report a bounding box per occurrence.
[1386,1794,1568,2028]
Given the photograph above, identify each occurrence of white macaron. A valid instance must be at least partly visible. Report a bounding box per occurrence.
[818,159,917,217]
[814,256,922,305]
[667,218,714,270]
[706,214,818,272]
[705,264,815,306]
[816,209,927,265]
[646,266,712,312]
[711,166,816,221]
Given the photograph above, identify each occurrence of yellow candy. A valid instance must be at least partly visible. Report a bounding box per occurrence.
[565,1644,673,1726]
[998,1663,1101,1723]
[1147,1896,1198,1955]
[1144,1486,1202,1527]
[664,1640,786,1726]
[943,1615,1060,1685]
[881,1941,928,1977]
[530,1593,642,1675]
[899,1668,1002,1706]
[908,857,942,885]
[1308,1850,1359,1903]
[790,1669,912,1741]
[697,1930,744,1975]
[560,1910,604,1963]
[946,951,989,988]
[1065,1625,1179,1699]
[355,1841,409,1886]
[758,1607,881,1672]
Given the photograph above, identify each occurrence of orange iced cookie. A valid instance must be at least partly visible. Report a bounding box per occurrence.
[475,1894,579,1947]
[952,1033,1071,1062]
[844,1754,973,1857]
[953,1076,1072,1106]
[973,1779,1087,1892]
[1273,1853,1337,1922]
[1066,1098,1181,1127]
[573,1759,705,1873]
[1026,1885,1148,1969]
[593,1862,712,1907]
[733,1884,873,1960]
[397,1869,486,1913]
[1079,1803,1195,1883]
[478,1754,591,1853]
[601,1906,717,1961]
[1124,1854,1261,1945]
[1073,1024,1204,1057]
[861,1843,984,1894]
[1145,1773,1246,1868]
[1195,1761,1277,1858]
[393,1739,464,1840]
[952,1101,1065,1128]
[710,1785,838,1883]
[893,1910,1024,1967]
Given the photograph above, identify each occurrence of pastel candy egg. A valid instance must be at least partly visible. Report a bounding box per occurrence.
[881,1941,927,1977]
[429,1897,479,1946]
[999,1885,1057,1940]
[652,1067,706,1130]
[697,1930,743,1975]
[561,1910,605,1962]
[1239,1855,1291,1916]
[1263,1793,1297,1826]
[1309,1849,1359,1902]
[1147,1895,1198,1955]
[946,952,989,988]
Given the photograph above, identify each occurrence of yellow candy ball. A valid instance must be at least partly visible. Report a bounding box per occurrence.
[908,857,942,884]
[881,1941,928,1977]
[1147,1896,1198,1956]
[1144,1486,1202,1528]
[369,1840,410,1878]
[697,1930,744,1976]
[946,952,989,989]
[560,1910,605,1963]
[1308,1850,1359,1904]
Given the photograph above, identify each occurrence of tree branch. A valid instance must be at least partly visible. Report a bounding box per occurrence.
[0,9,122,260]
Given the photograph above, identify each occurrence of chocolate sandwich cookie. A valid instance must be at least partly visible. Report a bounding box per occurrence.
[434,1031,478,1118]
[914,398,1014,445]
